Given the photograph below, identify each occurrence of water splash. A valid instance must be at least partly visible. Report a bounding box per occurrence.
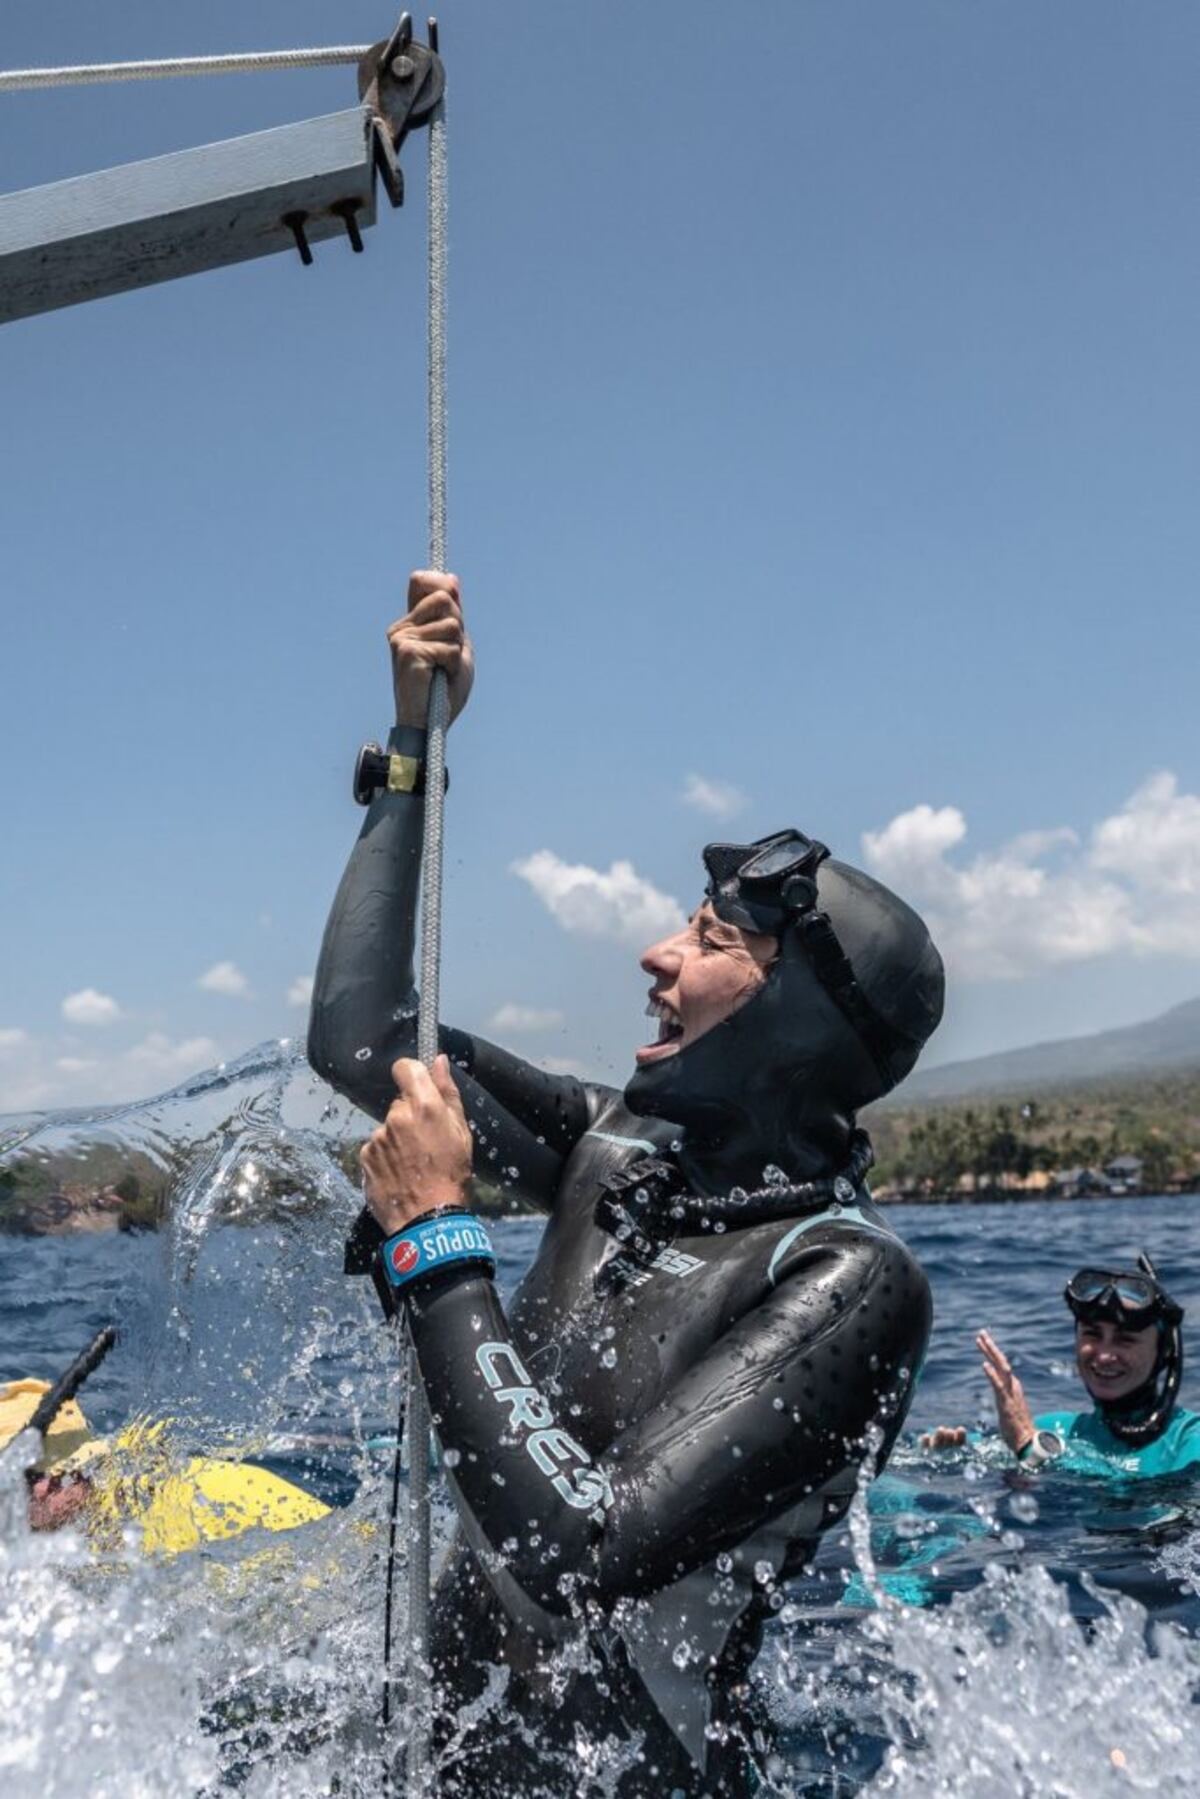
[6,1069,1200,1795]
[865,1562,1200,1795]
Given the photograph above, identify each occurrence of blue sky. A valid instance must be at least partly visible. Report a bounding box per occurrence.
[2,1,1199,1112]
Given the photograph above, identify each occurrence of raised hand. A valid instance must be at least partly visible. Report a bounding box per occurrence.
[360,1054,474,1235]
[977,1329,1036,1455]
[389,570,475,728]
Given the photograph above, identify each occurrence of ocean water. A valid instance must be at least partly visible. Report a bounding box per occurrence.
[2,1043,1199,1796]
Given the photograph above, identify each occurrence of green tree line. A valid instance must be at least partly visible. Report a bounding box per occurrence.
[866,1070,1200,1197]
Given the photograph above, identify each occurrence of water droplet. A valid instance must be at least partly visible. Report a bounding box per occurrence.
[1008,1490,1039,1525]
[354,1047,372,1062]
[442,1447,461,1469]
[762,1164,787,1187]
[754,1559,774,1586]
[600,1347,618,1369]
[713,1220,727,1233]
[772,1396,785,1411]
[716,1553,733,1574]
[672,1641,692,1669]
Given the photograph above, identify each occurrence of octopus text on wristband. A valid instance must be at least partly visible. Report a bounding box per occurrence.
[380,1212,496,1292]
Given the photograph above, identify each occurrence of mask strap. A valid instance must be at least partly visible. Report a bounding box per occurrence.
[794,908,914,1087]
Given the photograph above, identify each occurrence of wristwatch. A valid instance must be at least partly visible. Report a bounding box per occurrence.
[353,741,448,805]
[1017,1428,1064,1469]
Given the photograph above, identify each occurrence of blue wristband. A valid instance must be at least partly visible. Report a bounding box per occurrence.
[380,1211,495,1293]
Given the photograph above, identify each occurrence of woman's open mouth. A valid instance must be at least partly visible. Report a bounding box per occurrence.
[635,996,684,1065]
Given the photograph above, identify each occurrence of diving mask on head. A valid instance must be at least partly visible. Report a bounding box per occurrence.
[1064,1252,1184,1446]
[703,829,924,1091]
[625,827,945,1170]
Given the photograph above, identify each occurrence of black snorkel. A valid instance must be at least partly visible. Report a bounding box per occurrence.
[0,1324,117,1464]
[1064,1255,1183,1448]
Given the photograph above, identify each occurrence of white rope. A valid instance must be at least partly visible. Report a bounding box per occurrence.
[404,84,449,1797]
[426,106,449,583]
[0,46,371,94]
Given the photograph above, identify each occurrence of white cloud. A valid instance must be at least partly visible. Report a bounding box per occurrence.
[861,803,968,880]
[0,1032,221,1114]
[0,1028,28,1052]
[537,1054,589,1078]
[1091,771,1200,900]
[681,773,747,820]
[861,771,1200,981]
[488,1002,564,1033]
[287,975,314,1008]
[198,961,250,997]
[123,1033,220,1079]
[0,1072,57,1113]
[511,850,686,948]
[61,988,121,1027]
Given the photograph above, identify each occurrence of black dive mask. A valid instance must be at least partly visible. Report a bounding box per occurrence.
[1065,1261,1183,1333]
[703,830,921,1091]
[625,828,945,1176]
[1065,1252,1185,1446]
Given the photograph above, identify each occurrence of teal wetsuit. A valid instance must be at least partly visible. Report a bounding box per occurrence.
[841,1473,988,1608]
[843,1405,1200,1609]
[1031,1404,1200,1480]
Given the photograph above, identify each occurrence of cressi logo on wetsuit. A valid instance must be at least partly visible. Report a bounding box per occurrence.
[476,1341,614,1517]
[623,1243,704,1284]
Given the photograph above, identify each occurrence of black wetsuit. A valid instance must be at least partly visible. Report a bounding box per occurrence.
[309,725,932,1796]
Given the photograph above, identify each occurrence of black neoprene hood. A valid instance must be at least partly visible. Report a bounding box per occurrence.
[625,829,945,1163]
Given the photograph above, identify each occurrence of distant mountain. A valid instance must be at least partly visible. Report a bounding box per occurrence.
[894,997,1200,1103]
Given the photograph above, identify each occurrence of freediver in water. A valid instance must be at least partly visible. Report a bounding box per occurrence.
[0,1376,340,1551]
[307,570,946,1796]
[922,1256,1198,1477]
